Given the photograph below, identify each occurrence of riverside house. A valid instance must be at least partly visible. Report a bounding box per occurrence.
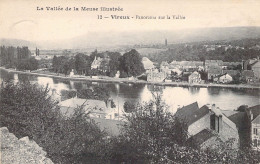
[147,69,167,82]
[213,73,233,84]
[91,56,110,72]
[175,102,239,150]
[188,71,201,83]
[170,60,203,71]
[251,60,260,79]
[207,65,222,81]
[241,70,257,83]
[205,60,223,71]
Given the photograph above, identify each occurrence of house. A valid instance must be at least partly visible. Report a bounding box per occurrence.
[161,61,182,76]
[251,60,260,79]
[207,65,222,81]
[205,60,223,71]
[243,58,258,70]
[251,115,260,151]
[142,57,155,72]
[222,62,242,69]
[227,105,260,150]
[91,56,102,70]
[160,61,170,74]
[222,70,240,78]
[147,69,167,82]
[59,97,117,119]
[160,61,169,70]
[241,70,257,83]
[188,71,201,83]
[246,105,260,151]
[170,60,203,71]
[175,102,239,150]
[115,70,120,78]
[213,73,233,83]
[69,69,75,77]
[91,56,110,72]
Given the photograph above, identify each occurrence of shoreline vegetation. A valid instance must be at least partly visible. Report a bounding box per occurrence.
[1,67,260,89]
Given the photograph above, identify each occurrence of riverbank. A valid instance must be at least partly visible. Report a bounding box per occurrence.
[1,67,260,89]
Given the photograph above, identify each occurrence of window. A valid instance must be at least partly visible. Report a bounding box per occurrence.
[253,139,257,147]
[254,128,258,135]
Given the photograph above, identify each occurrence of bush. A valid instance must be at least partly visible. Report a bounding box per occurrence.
[0,81,107,163]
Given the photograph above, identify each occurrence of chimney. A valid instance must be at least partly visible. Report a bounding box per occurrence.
[211,104,216,111]
[249,110,253,121]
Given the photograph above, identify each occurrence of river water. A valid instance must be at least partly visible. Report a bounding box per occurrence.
[0,69,259,114]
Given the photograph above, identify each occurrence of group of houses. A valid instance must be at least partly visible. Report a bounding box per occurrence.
[146,57,260,84]
[176,102,260,151]
[91,54,110,73]
[58,94,260,151]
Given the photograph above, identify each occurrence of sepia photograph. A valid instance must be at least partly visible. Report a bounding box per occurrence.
[0,0,260,163]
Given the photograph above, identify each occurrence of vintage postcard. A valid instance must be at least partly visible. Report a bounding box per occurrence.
[0,0,260,163]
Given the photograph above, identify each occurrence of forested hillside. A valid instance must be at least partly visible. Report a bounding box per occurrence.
[143,38,260,64]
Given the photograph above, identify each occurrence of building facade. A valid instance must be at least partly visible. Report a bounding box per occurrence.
[188,71,201,83]
[252,115,260,151]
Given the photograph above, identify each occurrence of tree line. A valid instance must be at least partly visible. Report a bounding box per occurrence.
[144,43,260,64]
[0,81,259,163]
[52,49,145,78]
[0,46,38,71]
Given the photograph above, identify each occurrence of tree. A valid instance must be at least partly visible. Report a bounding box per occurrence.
[120,49,145,77]
[75,53,89,75]
[0,81,60,140]
[123,101,136,113]
[0,81,108,163]
[28,57,38,71]
[16,57,38,71]
[108,52,121,77]
[52,55,59,72]
[199,70,208,81]
[108,94,189,163]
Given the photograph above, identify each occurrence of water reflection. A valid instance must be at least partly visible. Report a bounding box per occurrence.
[0,69,259,113]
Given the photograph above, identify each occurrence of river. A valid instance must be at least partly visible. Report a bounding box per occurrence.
[0,69,259,114]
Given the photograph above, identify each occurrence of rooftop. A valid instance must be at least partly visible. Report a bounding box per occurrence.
[175,102,210,126]
[252,115,260,124]
[189,128,217,146]
[59,97,112,117]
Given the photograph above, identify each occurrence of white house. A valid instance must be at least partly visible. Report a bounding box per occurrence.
[214,73,233,83]
[188,71,201,83]
[91,56,102,70]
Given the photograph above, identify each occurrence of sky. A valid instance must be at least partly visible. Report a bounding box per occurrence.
[0,0,260,41]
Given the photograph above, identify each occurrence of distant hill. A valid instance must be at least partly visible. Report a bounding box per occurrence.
[0,38,37,49]
[1,26,260,50]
